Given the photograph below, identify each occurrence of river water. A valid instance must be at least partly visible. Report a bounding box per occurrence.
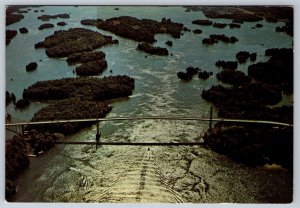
[6,6,293,203]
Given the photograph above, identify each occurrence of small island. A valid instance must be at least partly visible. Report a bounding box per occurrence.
[81,16,184,43]
[38,23,54,30]
[35,28,118,58]
[37,13,70,21]
[137,42,169,56]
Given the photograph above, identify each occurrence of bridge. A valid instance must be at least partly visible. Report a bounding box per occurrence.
[5,114,293,146]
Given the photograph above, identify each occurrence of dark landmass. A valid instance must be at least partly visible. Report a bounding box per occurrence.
[6,30,17,45]
[37,13,70,21]
[165,40,173,46]
[193,29,202,34]
[35,28,118,58]
[203,34,238,45]
[248,48,293,93]
[215,60,238,70]
[210,34,238,43]
[276,22,293,36]
[202,48,293,170]
[19,27,28,33]
[217,70,251,85]
[213,22,227,28]
[198,71,211,80]
[30,99,112,135]
[23,75,134,134]
[6,6,24,25]
[26,62,38,71]
[236,51,257,63]
[192,19,213,26]
[177,66,212,81]
[38,23,55,30]
[137,42,169,56]
[57,21,67,26]
[6,135,30,200]
[67,51,105,65]
[23,75,135,101]
[183,27,191,32]
[81,16,184,43]
[177,66,198,81]
[26,130,64,155]
[255,23,263,28]
[202,83,282,109]
[228,23,241,28]
[203,125,293,170]
[15,99,30,109]
[200,6,293,23]
[6,91,16,106]
[75,60,108,76]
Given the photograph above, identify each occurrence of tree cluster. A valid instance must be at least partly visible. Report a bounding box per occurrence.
[35,28,118,58]
[177,66,212,81]
[75,60,108,76]
[204,125,293,170]
[37,13,70,21]
[23,75,135,101]
[38,23,55,30]
[137,42,169,56]
[6,30,17,45]
[236,51,257,63]
[5,135,30,200]
[30,99,112,135]
[81,16,184,43]
[248,48,293,93]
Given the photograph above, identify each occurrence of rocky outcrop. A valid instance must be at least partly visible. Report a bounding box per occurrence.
[81,16,184,43]
[37,13,70,21]
[137,42,169,56]
[38,23,54,30]
[6,30,17,45]
[26,62,38,71]
[35,28,118,58]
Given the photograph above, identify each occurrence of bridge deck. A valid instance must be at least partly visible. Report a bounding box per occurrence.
[55,141,203,146]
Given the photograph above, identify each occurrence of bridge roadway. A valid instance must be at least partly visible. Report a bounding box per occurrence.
[5,116,293,127]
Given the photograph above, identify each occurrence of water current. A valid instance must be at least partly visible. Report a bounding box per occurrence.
[6,6,293,203]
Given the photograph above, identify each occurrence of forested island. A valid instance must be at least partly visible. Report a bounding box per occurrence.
[202,47,293,170]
